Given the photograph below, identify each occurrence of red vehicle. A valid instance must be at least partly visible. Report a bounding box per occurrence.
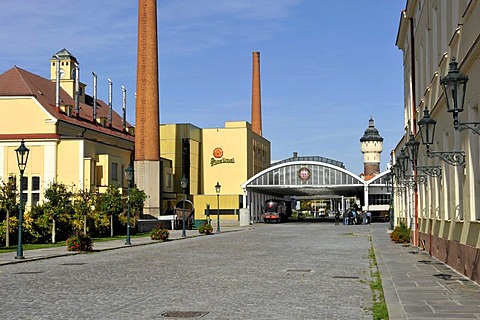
[263,199,291,223]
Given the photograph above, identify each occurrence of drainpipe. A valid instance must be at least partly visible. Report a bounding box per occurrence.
[409,17,419,249]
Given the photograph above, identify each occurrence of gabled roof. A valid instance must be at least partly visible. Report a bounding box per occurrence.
[0,66,134,142]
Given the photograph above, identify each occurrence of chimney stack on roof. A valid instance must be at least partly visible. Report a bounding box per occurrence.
[92,72,97,123]
[108,78,113,127]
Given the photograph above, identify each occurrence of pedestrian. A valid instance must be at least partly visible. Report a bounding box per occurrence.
[343,210,349,225]
[335,211,340,225]
[362,210,367,225]
[366,211,372,224]
[351,210,357,225]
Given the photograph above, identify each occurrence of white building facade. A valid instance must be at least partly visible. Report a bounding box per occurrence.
[395,0,480,283]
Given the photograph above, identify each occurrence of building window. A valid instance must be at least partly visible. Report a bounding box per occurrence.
[32,176,40,191]
[21,176,28,204]
[111,162,118,181]
[31,176,40,206]
[31,193,40,206]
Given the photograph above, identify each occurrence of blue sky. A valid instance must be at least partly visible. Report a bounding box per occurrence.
[0,0,406,175]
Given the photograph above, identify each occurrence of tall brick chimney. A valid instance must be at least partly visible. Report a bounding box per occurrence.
[135,0,161,217]
[251,52,262,136]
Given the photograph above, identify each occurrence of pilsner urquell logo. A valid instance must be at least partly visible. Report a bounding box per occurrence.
[211,147,235,166]
[298,167,311,180]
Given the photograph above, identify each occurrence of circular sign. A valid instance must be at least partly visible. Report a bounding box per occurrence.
[213,147,223,158]
[298,167,311,180]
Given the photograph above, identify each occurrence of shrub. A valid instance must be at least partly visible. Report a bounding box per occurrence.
[390,222,411,244]
[66,232,93,251]
[150,224,169,240]
[198,222,213,235]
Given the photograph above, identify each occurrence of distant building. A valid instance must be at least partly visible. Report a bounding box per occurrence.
[360,117,383,180]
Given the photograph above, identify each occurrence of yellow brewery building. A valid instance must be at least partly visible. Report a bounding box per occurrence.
[0,49,135,204]
[0,49,271,229]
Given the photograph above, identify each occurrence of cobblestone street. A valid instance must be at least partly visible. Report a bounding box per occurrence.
[0,223,374,319]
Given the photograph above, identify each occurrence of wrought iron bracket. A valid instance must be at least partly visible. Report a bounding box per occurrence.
[428,150,465,167]
[455,121,480,135]
[402,175,427,188]
[416,165,442,177]
[393,187,404,195]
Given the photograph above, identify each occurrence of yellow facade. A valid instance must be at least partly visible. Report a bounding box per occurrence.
[160,121,271,224]
[0,49,135,208]
[202,121,270,195]
[1,49,271,226]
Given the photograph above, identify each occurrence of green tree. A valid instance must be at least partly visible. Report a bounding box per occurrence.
[101,185,123,237]
[23,204,50,244]
[118,186,147,230]
[129,187,147,218]
[72,189,94,234]
[0,178,18,247]
[43,182,73,243]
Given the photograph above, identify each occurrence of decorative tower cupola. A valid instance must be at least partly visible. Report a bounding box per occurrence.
[50,48,86,103]
[360,117,383,179]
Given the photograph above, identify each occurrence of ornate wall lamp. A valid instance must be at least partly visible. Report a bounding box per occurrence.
[405,132,442,177]
[440,58,478,134]
[418,109,466,166]
[397,146,426,188]
[386,169,403,195]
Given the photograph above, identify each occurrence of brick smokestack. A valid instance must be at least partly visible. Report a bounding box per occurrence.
[251,52,262,136]
[134,0,162,218]
[135,0,160,161]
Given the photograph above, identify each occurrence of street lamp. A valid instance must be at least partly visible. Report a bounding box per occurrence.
[15,140,30,259]
[181,175,188,238]
[405,133,419,166]
[418,109,466,166]
[405,131,442,177]
[215,182,221,233]
[397,148,410,175]
[124,164,134,245]
[440,57,475,133]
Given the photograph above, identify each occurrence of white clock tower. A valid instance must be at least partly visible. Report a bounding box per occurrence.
[49,48,86,103]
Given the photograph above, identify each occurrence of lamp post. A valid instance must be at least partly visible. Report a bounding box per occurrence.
[215,182,221,233]
[124,164,134,245]
[15,140,30,259]
[181,175,188,238]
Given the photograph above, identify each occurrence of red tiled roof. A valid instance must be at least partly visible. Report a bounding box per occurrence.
[0,66,134,142]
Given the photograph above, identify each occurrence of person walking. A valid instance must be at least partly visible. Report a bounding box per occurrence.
[343,210,349,225]
[366,211,372,224]
[335,211,340,225]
